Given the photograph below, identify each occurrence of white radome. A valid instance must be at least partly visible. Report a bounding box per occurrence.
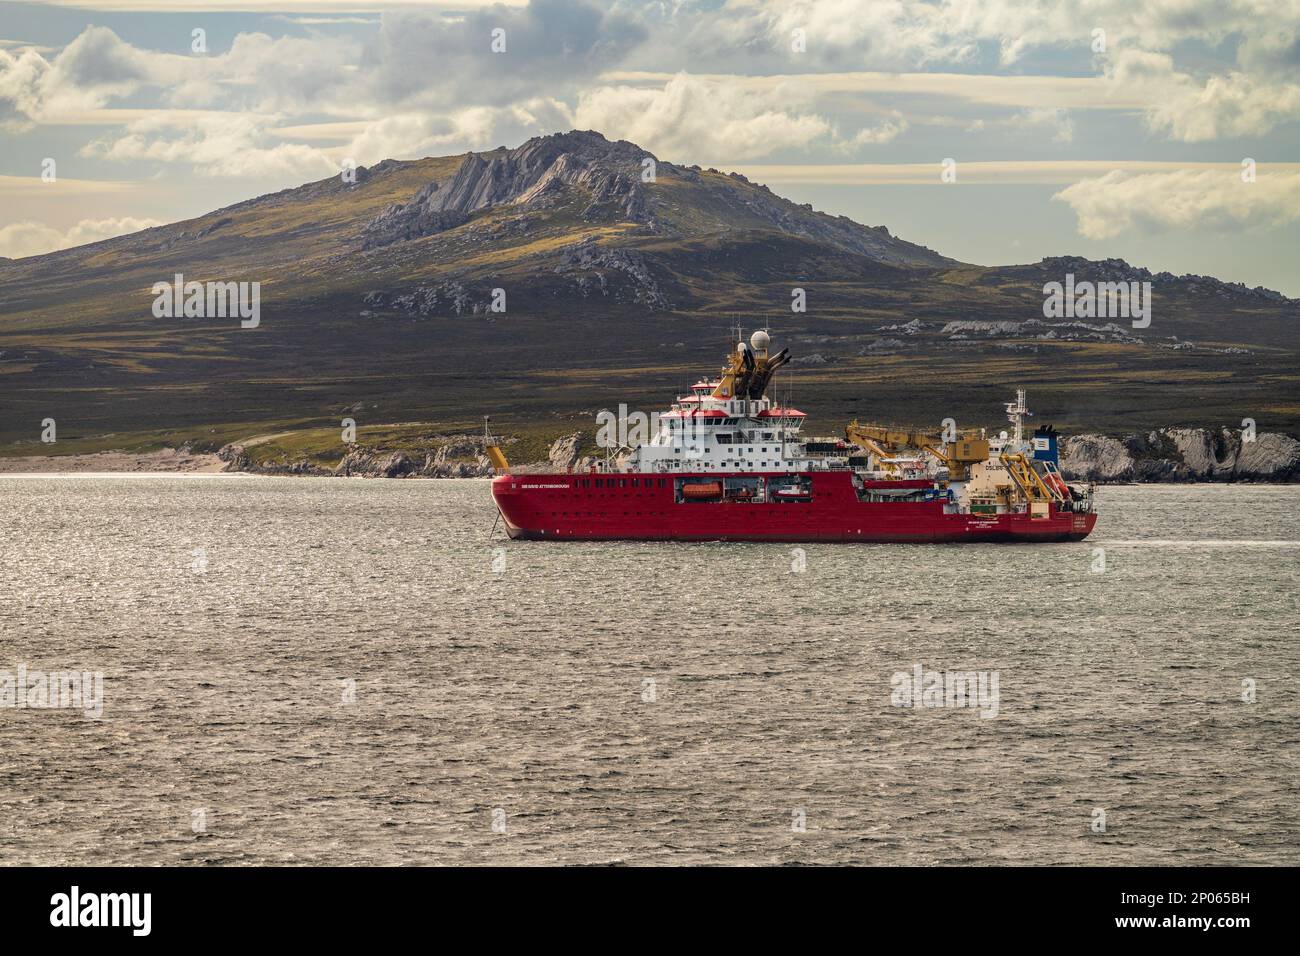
[750,330,770,351]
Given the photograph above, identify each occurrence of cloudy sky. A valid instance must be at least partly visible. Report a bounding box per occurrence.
[2,0,1298,292]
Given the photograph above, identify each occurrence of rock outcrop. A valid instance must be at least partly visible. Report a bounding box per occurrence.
[216,442,251,472]
[361,182,469,249]
[985,256,1293,304]
[420,437,494,477]
[552,238,670,309]
[356,130,952,266]
[360,131,658,250]
[1060,427,1300,482]
[547,432,584,471]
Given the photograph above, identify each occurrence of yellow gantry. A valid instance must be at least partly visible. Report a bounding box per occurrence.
[711,346,746,399]
[845,422,988,480]
[483,416,511,474]
[999,452,1061,502]
[486,444,511,474]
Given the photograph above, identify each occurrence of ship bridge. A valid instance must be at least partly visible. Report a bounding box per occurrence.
[622,331,835,474]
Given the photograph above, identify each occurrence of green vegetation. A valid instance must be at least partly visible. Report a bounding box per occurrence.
[1,144,1296,460]
[226,418,584,472]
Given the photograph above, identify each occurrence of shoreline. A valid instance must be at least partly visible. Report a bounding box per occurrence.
[0,452,1296,485]
[0,448,226,474]
[5,424,1297,482]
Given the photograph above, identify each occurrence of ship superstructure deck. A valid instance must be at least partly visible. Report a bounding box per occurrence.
[490,331,1097,543]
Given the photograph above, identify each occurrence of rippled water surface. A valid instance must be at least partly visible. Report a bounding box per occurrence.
[1,476,1297,865]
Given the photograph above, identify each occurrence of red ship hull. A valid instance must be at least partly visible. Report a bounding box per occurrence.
[492,472,1096,543]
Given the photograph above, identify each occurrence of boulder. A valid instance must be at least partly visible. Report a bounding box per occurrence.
[548,432,585,471]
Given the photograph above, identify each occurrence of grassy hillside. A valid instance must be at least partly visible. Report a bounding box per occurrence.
[1,133,1296,457]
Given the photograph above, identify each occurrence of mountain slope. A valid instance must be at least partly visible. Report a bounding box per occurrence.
[0,130,948,324]
[0,130,1297,456]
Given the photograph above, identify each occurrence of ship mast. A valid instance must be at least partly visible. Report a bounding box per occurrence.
[1006,389,1029,444]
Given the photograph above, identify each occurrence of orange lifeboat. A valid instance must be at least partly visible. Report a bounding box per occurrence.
[681,481,723,500]
[1045,473,1069,498]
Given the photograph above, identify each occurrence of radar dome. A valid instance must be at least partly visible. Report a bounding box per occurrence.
[750,330,770,351]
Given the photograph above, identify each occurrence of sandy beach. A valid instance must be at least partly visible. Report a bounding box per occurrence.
[0,447,226,474]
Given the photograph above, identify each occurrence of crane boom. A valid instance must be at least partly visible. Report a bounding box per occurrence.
[844,422,989,480]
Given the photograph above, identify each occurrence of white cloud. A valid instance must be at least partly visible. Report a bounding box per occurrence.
[0,173,137,196]
[181,31,359,115]
[574,73,836,162]
[761,0,975,66]
[603,69,1146,110]
[0,26,178,122]
[5,5,1298,169]
[719,160,1300,186]
[340,100,573,164]
[270,17,381,26]
[841,113,908,147]
[643,1,1300,142]
[29,1,520,9]
[0,216,162,259]
[1106,49,1300,142]
[0,39,57,54]
[0,0,1297,220]
[1003,107,1074,144]
[0,25,361,123]
[1053,168,1300,239]
[744,0,1297,65]
[80,113,340,179]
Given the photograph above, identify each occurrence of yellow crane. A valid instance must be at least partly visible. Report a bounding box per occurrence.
[851,434,904,474]
[483,416,510,474]
[844,422,989,480]
[999,452,1063,503]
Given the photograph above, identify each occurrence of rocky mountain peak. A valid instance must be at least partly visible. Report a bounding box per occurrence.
[361,130,659,249]
[357,129,952,266]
